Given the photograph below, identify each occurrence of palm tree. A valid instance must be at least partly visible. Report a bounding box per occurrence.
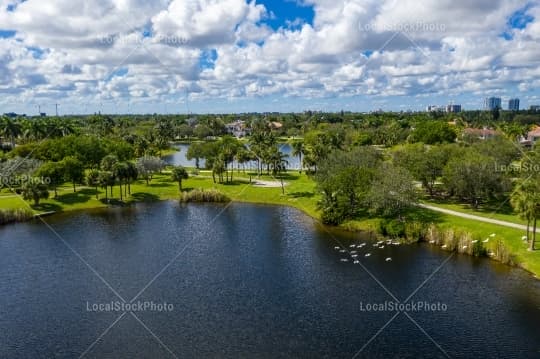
[269,148,289,194]
[0,116,22,148]
[171,166,189,192]
[86,169,101,199]
[113,162,130,201]
[21,179,49,206]
[512,181,540,250]
[291,140,305,172]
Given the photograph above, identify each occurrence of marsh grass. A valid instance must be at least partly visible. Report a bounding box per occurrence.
[0,208,34,225]
[180,188,231,203]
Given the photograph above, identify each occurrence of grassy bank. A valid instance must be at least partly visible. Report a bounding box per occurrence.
[0,169,538,278]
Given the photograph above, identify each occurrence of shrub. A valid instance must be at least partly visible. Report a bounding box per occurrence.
[0,208,34,225]
[180,189,230,203]
[379,218,406,238]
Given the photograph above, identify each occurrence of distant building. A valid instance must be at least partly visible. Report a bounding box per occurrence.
[268,121,283,131]
[508,98,520,111]
[462,127,500,141]
[426,105,441,112]
[530,105,540,112]
[446,104,462,113]
[484,97,502,110]
[40,112,47,117]
[527,126,540,144]
[225,120,250,138]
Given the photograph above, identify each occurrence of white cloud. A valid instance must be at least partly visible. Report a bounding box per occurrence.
[0,0,538,112]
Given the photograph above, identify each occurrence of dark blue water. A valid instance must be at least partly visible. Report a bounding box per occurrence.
[164,143,301,170]
[0,202,539,358]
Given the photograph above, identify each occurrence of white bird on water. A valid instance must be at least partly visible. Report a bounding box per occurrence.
[340,258,349,262]
[429,240,435,244]
[334,246,340,250]
[353,260,360,264]
[483,238,490,243]
[350,244,356,248]
[471,240,478,244]
[385,257,392,262]
[365,253,372,257]
[442,244,448,249]
[462,246,468,250]
[379,245,385,249]
[351,254,359,258]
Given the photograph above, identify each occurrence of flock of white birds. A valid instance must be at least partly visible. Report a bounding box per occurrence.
[335,239,400,264]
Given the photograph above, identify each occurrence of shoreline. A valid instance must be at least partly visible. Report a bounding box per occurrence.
[3,191,538,280]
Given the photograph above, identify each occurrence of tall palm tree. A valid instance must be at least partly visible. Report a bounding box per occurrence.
[512,181,539,250]
[290,140,304,172]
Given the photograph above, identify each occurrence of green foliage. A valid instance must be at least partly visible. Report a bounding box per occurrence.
[21,179,49,206]
[443,149,509,208]
[315,147,381,224]
[409,121,456,144]
[379,218,406,238]
[180,188,230,203]
[392,143,455,196]
[36,161,65,197]
[171,166,189,191]
[366,163,418,217]
[0,208,34,225]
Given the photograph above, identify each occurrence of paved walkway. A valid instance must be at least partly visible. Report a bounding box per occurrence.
[419,204,538,233]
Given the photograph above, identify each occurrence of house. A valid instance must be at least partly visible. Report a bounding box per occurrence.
[462,127,500,141]
[521,126,540,147]
[225,120,250,138]
[268,121,283,131]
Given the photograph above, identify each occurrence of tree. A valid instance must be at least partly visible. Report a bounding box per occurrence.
[171,166,189,192]
[511,183,535,246]
[366,164,418,217]
[442,150,509,208]
[290,140,305,172]
[0,116,22,148]
[409,121,456,145]
[268,148,289,194]
[186,142,204,169]
[62,156,84,192]
[36,161,65,198]
[136,156,165,185]
[21,179,49,206]
[100,154,119,172]
[393,143,453,196]
[315,147,381,224]
[113,162,129,201]
[86,169,101,199]
[125,162,138,195]
[98,171,115,200]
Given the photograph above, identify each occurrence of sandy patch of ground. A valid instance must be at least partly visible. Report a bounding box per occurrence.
[251,180,287,188]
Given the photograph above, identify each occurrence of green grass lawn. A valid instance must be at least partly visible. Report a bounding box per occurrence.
[1,169,538,278]
[422,197,527,225]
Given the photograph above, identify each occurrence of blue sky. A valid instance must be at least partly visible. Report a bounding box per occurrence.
[0,0,539,115]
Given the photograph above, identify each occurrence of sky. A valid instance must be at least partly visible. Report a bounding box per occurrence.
[0,0,539,115]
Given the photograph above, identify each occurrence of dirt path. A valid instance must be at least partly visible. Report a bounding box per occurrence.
[419,203,539,233]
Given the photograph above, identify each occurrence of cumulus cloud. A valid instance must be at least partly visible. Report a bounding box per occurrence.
[0,0,538,112]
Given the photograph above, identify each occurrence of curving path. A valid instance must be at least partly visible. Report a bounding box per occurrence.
[419,203,539,233]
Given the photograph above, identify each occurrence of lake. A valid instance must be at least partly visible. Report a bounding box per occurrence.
[163,143,301,170]
[0,202,539,358]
